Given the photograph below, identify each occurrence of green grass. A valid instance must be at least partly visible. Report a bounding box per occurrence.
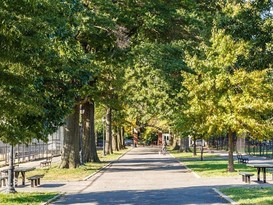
[26,148,129,181]
[170,150,255,177]
[0,192,58,205]
[4,148,129,205]
[220,187,273,205]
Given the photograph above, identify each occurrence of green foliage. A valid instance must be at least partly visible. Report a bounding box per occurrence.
[0,0,92,144]
[216,0,273,70]
[1,0,272,147]
[180,8,273,140]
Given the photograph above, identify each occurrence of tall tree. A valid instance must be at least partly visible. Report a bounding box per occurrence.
[182,29,273,172]
[60,106,81,168]
[82,101,100,162]
[0,0,91,145]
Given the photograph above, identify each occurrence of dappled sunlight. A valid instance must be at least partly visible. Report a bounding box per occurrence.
[170,150,255,177]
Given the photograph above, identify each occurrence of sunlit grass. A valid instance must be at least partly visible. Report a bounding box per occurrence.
[220,187,273,205]
[170,150,255,177]
[0,192,58,205]
[26,148,130,181]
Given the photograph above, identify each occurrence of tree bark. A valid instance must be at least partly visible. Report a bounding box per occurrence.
[200,145,204,161]
[120,126,125,149]
[60,105,80,168]
[172,135,180,150]
[179,137,183,152]
[112,129,118,152]
[227,130,235,172]
[184,137,190,152]
[192,136,197,156]
[116,126,121,150]
[111,126,117,151]
[82,101,100,163]
[105,107,113,154]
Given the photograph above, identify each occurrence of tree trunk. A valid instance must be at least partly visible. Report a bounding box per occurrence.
[60,105,80,168]
[172,135,180,150]
[179,137,183,152]
[112,126,118,151]
[200,145,204,161]
[82,101,100,163]
[227,130,235,172]
[112,130,118,152]
[82,102,90,163]
[193,136,197,156]
[184,137,190,152]
[120,126,125,149]
[116,126,122,150]
[105,107,113,155]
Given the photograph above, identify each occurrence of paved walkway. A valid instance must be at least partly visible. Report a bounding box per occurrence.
[49,147,232,205]
[2,147,273,204]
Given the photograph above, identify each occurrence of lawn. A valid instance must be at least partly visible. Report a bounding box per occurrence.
[27,148,130,181]
[0,192,58,205]
[170,150,255,177]
[220,187,273,205]
[0,148,130,205]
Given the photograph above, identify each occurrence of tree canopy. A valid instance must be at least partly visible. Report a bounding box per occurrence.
[0,1,272,169]
[0,0,92,144]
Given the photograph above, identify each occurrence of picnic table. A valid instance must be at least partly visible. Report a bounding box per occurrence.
[1,166,36,186]
[247,163,273,183]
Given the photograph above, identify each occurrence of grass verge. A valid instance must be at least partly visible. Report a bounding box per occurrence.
[0,192,58,205]
[1,148,130,205]
[170,150,255,177]
[27,148,130,181]
[219,187,273,205]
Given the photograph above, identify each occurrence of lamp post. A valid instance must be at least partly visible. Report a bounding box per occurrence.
[79,105,84,165]
[102,116,106,156]
[6,144,16,193]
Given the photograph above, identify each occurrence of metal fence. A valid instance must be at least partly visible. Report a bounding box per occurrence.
[244,138,273,159]
[0,127,63,165]
[210,135,273,159]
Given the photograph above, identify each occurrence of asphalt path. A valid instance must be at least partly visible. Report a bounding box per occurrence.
[52,147,231,205]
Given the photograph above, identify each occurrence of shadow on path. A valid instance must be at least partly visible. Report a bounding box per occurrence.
[54,185,230,205]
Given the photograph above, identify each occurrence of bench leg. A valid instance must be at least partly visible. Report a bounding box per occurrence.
[247,176,251,183]
[37,178,40,186]
[31,179,35,187]
[242,175,245,182]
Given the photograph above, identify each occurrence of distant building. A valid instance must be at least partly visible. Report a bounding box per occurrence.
[162,133,171,145]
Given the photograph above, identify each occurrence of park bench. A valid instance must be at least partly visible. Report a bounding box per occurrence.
[27,174,44,187]
[40,157,52,168]
[236,154,249,164]
[239,172,254,183]
[0,176,8,187]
